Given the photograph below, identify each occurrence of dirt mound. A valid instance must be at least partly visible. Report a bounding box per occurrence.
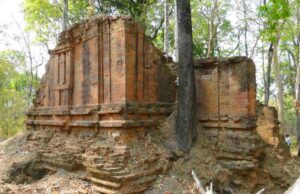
[0,170,92,194]
[0,131,92,194]
[145,105,300,194]
[145,135,300,194]
[0,128,169,193]
[1,105,300,194]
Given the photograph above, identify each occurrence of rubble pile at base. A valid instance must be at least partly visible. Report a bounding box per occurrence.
[23,16,175,193]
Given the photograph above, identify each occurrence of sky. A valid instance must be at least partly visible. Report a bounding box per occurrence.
[0,0,24,48]
[0,0,264,87]
[0,0,23,22]
[0,0,47,76]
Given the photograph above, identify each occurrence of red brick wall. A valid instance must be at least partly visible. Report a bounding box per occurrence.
[195,57,256,119]
[35,17,175,109]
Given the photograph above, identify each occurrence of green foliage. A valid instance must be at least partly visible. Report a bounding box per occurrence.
[23,0,90,43]
[284,94,296,134]
[23,0,62,43]
[24,0,232,58]
[279,59,296,95]
[191,0,234,57]
[97,0,157,19]
[23,0,161,44]
[0,51,39,138]
[18,0,300,135]
[259,0,291,42]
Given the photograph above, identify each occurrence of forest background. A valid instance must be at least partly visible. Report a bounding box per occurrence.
[0,0,297,139]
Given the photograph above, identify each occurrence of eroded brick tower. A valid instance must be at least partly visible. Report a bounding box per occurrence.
[25,16,284,193]
[26,16,176,193]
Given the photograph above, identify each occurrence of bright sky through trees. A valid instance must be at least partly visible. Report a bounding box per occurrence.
[0,0,47,76]
[0,0,298,136]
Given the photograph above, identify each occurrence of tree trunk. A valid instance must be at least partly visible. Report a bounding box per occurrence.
[297,83,300,156]
[175,0,196,151]
[174,0,179,62]
[89,0,96,16]
[295,3,300,156]
[243,0,248,57]
[62,0,68,31]
[262,44,266,97]
[262,0,271,107]
[265,43,273,106]
[164,0,170,56]
[273,30,286,134]
[207,0,218,57]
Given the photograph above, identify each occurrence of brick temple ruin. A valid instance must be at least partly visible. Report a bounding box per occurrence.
[26,16,176,193]
[27,16,176,130]
[25,16,282,193]
[195,57,260,170]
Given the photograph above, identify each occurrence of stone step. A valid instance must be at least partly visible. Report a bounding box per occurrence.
[102,166,124,172]
[83,161,104,169]
[43,163,61,172]
[88,176,121,188]
[42,158,76,170]
[86,167,129,178]
[92,185,118,194]
[129,157,158,170]
[113,165,164,181]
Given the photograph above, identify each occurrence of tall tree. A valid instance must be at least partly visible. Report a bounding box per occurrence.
[62,0,68,31]
[174,0,179,62]
[242,0,248,57]
[274,28,286,133]
[24,0,163,48]
[0,50,38,138]
[261,0,273,106]
[191,0,233,58]
[175,0,196,151]
[206,0,220,57]
[164,0,170,56]
[260,0,290,133]
[295,0,300,155]
[265,43,273,106]
[88,0,96,16]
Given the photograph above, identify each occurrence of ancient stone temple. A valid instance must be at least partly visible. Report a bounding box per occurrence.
[26,16,176,193]
[24,16,285,194]
[27,16,176,131]
[195,57,262,171]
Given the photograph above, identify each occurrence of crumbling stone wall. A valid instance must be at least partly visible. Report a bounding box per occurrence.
[193,57,295,193]
[27,16,176,132]
[256,104,281,146]
[195,57,265,171]
[26,16,176,193]
[24,16,289,193]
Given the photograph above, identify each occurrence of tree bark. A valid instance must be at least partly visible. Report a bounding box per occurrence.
[262,44,266,98]
[273,30,286,134]
[164,0,170,56]
[89,0,96,16]
[243,0,248,57]
[262,0,272,107]
[175,0,196,151]
[174,0,179,62]
[265,43,273,106]
[207,0,218,57]
[62,0,68,31]
[295,3,300,156]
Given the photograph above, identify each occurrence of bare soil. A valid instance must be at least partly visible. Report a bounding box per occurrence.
[0,114,300,194]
